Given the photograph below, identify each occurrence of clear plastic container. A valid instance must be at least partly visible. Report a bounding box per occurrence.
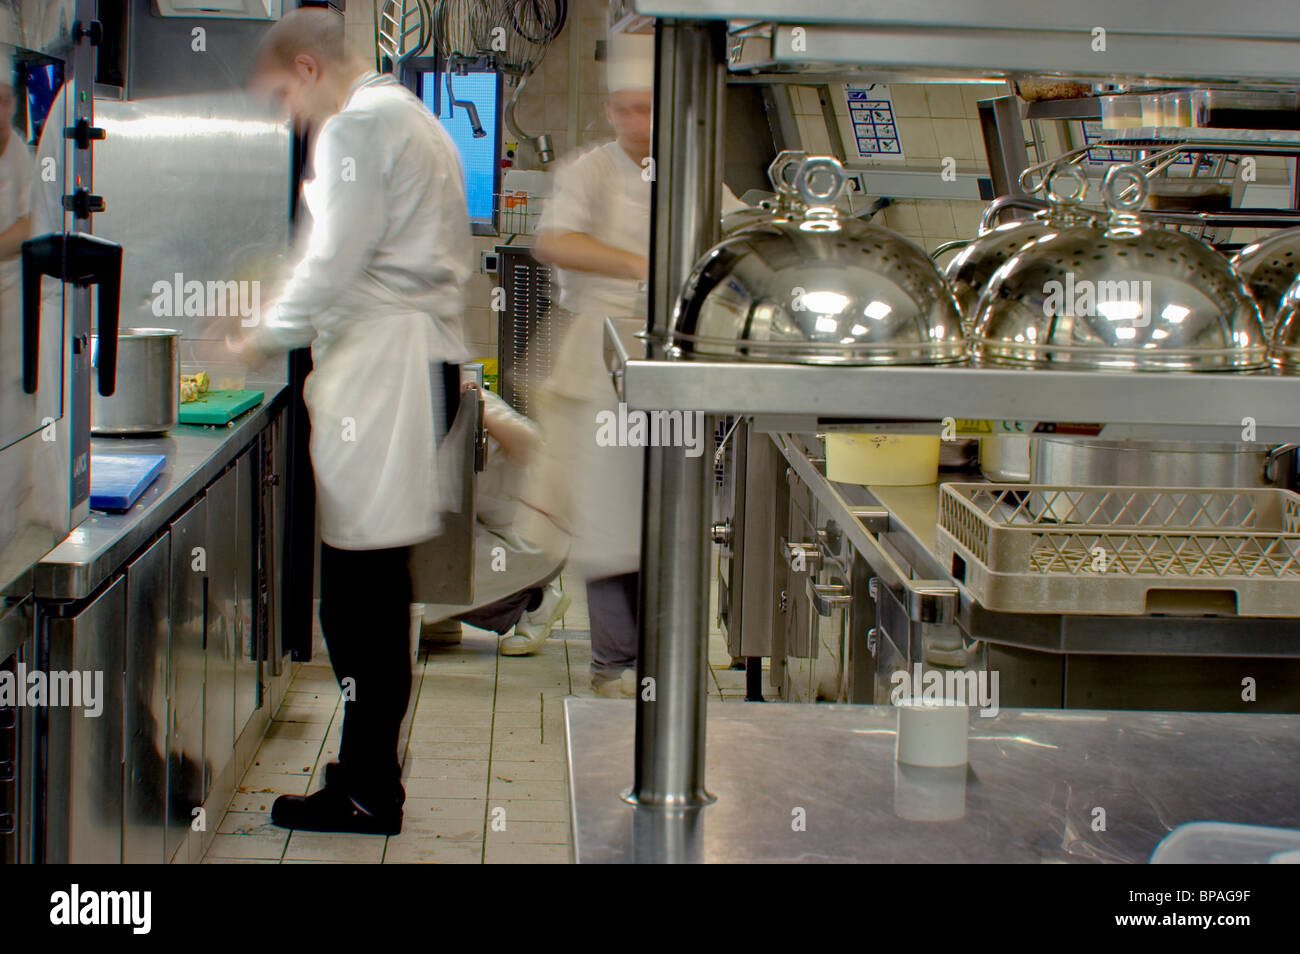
[1140,93,1163,126]
[1100,94,1143,129]
[1192,89,1300,129]
[1161,91,1193,128]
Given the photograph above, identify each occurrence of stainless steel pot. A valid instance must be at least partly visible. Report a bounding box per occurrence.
[91,327,181,435]
[1030,438,1282,488]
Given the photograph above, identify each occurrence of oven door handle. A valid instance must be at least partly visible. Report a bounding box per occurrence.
[21,232,123,396]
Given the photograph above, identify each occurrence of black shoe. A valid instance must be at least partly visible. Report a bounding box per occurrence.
[270,786,402,836]
[322,761,404,808]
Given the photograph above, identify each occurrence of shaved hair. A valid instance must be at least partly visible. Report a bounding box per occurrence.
[254,7,354,74]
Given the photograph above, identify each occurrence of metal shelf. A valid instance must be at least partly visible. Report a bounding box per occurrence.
[635,1,1300,38]
[608,347,1300,441]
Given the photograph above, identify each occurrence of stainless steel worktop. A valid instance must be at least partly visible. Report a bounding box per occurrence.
[36,378,290,602]
[566,697,1300,863]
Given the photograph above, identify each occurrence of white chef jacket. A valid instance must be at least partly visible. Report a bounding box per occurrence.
[530,141,743,576]
[0,131,33,295]
[250,71,473,550]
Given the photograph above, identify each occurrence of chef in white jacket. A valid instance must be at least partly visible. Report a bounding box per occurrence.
[232,9,471,836]
[532,33,741,697]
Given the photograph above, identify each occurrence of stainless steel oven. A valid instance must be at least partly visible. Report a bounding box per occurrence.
[1,5,115,598]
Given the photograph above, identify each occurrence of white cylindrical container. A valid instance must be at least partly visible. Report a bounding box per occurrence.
[893,762,967,822]
[895,697,970,767]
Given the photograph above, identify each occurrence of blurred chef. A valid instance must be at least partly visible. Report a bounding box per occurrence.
[531,33,656,698]
[532,34,741,697]
[231,8,472,835]
[0,63,33,308]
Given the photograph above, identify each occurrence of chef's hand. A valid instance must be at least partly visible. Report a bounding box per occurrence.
[627,253,650,282]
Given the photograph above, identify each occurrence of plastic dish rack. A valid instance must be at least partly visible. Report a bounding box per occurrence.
[936,484,1300,616]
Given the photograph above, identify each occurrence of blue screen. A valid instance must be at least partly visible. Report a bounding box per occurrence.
[421,71,499,228]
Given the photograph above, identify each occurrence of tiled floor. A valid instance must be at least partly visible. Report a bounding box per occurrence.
[204,569,754,864]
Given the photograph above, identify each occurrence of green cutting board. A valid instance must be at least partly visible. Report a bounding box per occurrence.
[178,389,264,426]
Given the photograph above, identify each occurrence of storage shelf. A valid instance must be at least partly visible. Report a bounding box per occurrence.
[614,357,1300,439]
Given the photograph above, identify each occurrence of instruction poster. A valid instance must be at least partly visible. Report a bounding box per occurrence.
[843,84,905,161]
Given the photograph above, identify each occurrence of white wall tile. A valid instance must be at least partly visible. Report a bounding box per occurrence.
[916,200,956,236]
[925,85,967,119]
[932,118,975,161]
[890,84,928,118]
[897,117,937,159]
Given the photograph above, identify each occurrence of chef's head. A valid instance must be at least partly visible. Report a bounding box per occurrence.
[250,8,364,129]
[604,33,653,159]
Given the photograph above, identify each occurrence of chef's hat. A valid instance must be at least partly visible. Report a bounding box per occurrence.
[604,32,654,93]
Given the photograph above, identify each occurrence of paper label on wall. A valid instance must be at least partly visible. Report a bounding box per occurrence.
[843,84,905,161]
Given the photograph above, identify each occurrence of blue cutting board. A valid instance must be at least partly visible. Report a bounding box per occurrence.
[90,454,166,511]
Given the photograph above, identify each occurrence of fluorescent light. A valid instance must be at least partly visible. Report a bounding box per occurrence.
[802,291,850,315]
[1097,300,1143,323]
[863,300,892,320]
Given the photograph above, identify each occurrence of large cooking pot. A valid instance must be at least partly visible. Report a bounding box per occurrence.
[979,436,1298,490]
[91,327,181,435]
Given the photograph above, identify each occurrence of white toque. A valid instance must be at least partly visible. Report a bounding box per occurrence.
[604,32,654,93]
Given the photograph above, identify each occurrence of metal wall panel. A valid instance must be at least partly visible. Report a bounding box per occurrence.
[91,93,291,350]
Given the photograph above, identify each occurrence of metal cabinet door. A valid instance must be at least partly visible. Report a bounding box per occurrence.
[235,450,258,737]
[123,533,170,864]
[1,597,37,864]
[46,576,126,864]
[265,415,286,674]
[205,466,237,793]
[166,496,206,861]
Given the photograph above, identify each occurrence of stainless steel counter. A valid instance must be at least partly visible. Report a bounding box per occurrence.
[566,697,1300,863]
[36,379,290,601]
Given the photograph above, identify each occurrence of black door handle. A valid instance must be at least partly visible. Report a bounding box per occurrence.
[21,232,124,396]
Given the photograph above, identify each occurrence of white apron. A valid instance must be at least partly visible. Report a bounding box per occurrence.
[528,309,645,578]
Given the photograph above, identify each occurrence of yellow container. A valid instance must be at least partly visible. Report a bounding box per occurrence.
[824,433,940,486]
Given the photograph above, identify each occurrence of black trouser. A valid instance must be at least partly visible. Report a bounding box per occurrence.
[319,542,413,806]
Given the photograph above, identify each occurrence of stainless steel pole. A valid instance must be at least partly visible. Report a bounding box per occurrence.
[630,19,725,809]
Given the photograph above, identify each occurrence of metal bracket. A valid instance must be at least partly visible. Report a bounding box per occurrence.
[782,539,822,571]
[807,579,852,616]
[603,316,630,401]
